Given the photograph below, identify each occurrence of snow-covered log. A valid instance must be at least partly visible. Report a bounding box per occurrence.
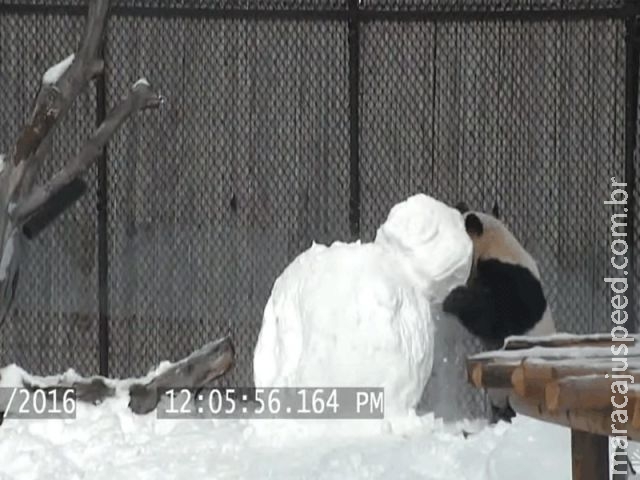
[0,0,163,327]
[128,336,234,414]
[1,336,234,419]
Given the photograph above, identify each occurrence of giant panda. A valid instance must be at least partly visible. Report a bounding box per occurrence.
[443,202,555,421]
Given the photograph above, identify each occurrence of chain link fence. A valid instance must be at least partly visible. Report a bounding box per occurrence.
[0,0,638,420]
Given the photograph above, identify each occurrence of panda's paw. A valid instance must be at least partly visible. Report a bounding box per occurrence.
[442,286,471,315]
[490,403,516,424]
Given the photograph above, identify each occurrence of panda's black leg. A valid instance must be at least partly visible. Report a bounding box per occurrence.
[484,388,517,424]
[489,403,516,424]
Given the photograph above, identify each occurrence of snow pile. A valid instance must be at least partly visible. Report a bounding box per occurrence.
[0,364,628,480]
[253,194,472,417]
[0,379,576,480]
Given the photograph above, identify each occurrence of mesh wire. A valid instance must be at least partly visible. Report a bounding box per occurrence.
[105,15,350,384]
[0,2,635,420]
[359,17,627,418]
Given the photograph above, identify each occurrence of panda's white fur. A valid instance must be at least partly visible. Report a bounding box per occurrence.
[466,211,555,338]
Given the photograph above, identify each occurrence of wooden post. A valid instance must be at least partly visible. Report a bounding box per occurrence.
[571,430,609,480]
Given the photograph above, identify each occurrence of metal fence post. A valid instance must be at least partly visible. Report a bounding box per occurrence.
[624,5,639,334]
[96,39,110,377]
[348,0,361,240]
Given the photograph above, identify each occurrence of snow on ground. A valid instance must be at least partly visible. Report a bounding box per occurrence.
[0,387,573,480]
[0,364,577,480]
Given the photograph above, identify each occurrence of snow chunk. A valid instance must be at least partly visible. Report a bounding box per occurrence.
[0,364,27,388]
[253,194,472,417]
[42,54,74,85]
[133,78,150,89]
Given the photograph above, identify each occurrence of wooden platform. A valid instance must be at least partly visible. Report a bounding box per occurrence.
[467,333,640,479]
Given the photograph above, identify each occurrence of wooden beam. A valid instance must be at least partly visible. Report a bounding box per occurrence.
[546,375,640,412]
[504,334,637,351]
[511,362,554,398]
[468,360,522,389]
[508,394,640,440]
[571,430,610,480]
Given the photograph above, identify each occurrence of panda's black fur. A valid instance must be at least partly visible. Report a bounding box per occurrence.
[444,259,547,345]
[443,202,554,349]
[443,203,555,423]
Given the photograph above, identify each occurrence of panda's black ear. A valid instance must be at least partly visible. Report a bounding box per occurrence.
[454,202,469,214]
[491,202,500,219]
[465,213,484,236]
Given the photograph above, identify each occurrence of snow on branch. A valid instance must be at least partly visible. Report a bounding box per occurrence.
[10,0,108,177]
[133,77,150,89]
[42,54,75,85]
[12,80,163,226]
[0,0,165,329]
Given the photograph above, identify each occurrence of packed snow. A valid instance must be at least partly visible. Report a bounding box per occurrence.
[42,54,75,85]
[254,194,472,416]
[1,362,638,479]
[0,363,579,480]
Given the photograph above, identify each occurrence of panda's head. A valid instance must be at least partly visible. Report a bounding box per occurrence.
[453,202,540,279]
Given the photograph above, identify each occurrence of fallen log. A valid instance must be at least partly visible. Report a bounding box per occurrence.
[4,335,234,418]
[128,335,235,414]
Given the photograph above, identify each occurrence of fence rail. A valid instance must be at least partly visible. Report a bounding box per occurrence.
[2,1,640,19]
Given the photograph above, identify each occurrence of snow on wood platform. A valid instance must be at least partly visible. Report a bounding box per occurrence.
[467,333,638,479]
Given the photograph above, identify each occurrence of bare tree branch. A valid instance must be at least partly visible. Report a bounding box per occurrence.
[0,1,113,329]
[12,80,163,226]
[11,0,108,177]
[0,0,164,330]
